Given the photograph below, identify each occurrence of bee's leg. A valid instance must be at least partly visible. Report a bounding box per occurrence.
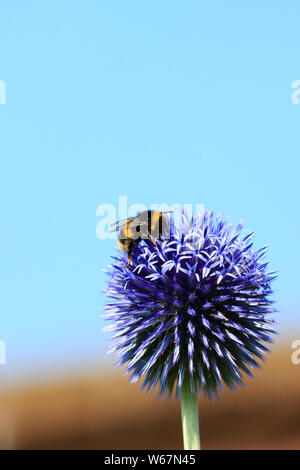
[124,254,132,268]
[124,241,135,267]
[148,233,157,249]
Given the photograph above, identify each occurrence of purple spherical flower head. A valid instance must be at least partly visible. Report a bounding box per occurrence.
[104,209,276,399]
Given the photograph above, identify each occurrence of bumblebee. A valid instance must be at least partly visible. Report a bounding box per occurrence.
[110,210,173,266]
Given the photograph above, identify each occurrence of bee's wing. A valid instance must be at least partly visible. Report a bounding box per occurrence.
[161,210,174,215]
[129,210,173,226]
[109,216,136,232]
[126,218,148,229]
[109,210,174,233]
[160,210,174,238]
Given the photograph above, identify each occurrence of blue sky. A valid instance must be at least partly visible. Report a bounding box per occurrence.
[0,1,299,383]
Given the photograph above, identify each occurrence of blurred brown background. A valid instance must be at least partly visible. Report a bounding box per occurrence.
[0,342,299,450]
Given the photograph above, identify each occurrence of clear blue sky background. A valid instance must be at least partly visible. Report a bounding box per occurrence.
[0,2,299,383]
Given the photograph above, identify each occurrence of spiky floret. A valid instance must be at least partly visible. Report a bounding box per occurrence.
[104,209,276,399]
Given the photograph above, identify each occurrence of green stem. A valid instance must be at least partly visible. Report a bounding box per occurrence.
[180,376,201,450]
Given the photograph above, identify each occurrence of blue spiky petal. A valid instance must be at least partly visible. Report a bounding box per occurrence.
[104,209,276,399]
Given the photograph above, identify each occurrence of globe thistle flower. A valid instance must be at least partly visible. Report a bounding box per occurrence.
[104,208,276,449]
